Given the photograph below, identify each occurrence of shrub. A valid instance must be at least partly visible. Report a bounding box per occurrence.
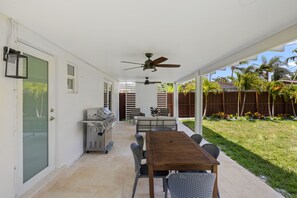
[244,111,265,119]
[211,112,234,120]
[277,114,292,120]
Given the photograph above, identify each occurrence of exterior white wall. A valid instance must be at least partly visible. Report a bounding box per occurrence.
[0,14,15,198]
[135,84,157,116]
[0,13,118,197]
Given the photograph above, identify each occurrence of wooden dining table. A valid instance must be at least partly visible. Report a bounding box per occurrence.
[146,131,220,198]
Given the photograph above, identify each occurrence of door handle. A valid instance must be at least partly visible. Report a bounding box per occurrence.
[50,116,55,121]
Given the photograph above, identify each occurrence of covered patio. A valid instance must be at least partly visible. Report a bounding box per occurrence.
[30,122,282,198]
[1,1,297,198]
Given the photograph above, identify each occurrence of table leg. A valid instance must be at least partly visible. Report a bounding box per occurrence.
[212,165,218,198]
[148,164,154,198]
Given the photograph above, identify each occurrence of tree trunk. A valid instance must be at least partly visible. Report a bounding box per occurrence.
[203,94,207,118]
[240,91,247,116]
[222,91,225,113]
[272,99,275,117]
[291,100,296,118]
[266,71,269,81]
[237,91,241,118]
[268,93,272,117]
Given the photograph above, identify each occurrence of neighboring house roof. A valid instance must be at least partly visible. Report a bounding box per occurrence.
[217,81,238,91]
[217,81,259,92]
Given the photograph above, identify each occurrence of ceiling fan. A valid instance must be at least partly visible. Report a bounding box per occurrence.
[136,77,161,85]
[122,53,180,72]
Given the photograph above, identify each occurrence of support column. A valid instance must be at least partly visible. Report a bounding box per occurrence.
[173,82,179,118]
[195,72,203,135]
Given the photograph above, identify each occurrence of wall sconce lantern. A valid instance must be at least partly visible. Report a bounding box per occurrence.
[3,46,28,79]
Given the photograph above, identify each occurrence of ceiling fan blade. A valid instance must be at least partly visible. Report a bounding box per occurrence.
[155,64,180,68]
[121,61,144,65]
[124,66,144,70]
[151,57,168,65]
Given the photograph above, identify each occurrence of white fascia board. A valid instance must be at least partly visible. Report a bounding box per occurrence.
[199,23,297,76]
[176,22,297,81]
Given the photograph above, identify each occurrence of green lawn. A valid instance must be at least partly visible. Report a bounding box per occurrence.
[182,119,297,198]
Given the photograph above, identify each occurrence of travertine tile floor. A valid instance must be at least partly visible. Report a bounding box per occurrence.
[35,122,283,198]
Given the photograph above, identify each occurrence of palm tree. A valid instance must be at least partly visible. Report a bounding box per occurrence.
[286,49,297,63]
[265,81,284,117]
[286,48,297,81]
[271,67,293,81]
[231,72,260,117]
[240,73,261,116]
[230,72,243,118]
[255,56,282,81]
[180,79,222,118]
[181,80,195,95]
[230,60,249,78]
[213,77,230,83]
[202,78,222,118]
[281,84,297,118]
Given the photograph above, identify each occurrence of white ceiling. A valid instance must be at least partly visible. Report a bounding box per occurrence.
[1,0,297,82]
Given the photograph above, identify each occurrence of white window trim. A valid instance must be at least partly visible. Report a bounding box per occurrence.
[67,63,78,94]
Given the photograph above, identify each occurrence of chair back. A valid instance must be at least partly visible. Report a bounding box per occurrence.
[159,108,169,116]
[130,108,141,119]
[151,126,173,132]
[130,143,142,173]
[202,143,220,159]
[168,173,216,198]
[135,134,144,150]
[191,134,203,145]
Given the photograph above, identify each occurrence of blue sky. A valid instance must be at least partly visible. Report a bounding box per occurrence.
[210,40,297,80]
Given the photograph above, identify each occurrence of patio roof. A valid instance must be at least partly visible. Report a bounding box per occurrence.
[1,0,297,83]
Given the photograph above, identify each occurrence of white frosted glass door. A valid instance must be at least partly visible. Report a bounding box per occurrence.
[23,54,49,183]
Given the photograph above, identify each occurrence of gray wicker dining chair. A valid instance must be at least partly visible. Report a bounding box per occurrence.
[130,143,168,198]
[135,134,146,159]
[166,172,216,198]
[202,143,220,159]
[191,134,203,145]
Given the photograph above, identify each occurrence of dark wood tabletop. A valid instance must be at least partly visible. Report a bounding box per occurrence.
[146,131,220,198]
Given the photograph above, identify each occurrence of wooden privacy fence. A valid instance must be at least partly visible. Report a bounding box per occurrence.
[119,92,297,119]
[167,92,297,117]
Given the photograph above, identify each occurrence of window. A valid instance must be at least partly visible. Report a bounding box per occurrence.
[104,82,113,110]
[67,64,77,93]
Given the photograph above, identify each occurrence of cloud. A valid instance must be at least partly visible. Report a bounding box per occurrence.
[288,61,297,67]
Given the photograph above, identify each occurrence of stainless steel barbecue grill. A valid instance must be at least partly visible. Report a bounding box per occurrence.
[82,107,116,153]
